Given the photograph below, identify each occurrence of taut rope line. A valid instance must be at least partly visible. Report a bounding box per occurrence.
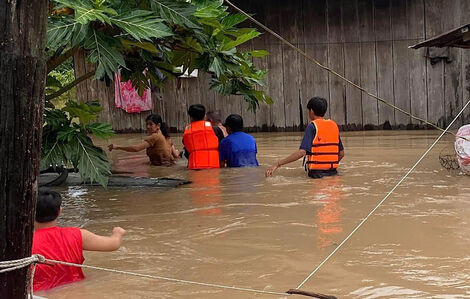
[295,99,470,289]
[0,254,287,297]
[42,258,288,296]
[224,0,467,141]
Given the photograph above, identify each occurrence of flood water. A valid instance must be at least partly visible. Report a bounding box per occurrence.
[35,131,470,299]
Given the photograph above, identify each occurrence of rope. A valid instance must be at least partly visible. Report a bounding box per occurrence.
[0,254,44,299]
[295,99,470,289]
[224,0,468,141]
[0,255,44,274]
[41,258,288,296]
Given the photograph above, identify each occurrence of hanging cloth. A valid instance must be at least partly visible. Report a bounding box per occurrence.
[114,69,152,113]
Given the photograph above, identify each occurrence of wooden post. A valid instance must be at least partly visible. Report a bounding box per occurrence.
[0,1,48,298]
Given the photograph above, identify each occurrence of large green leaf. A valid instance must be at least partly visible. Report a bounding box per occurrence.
[75,135,111,187]
[111,10,173,41]
[221,30,260,51]
[149,0,200,29]
[55,0,117,24]
[62,100,101,125]
[41,141,67,171]
[221,14,247,29]
[86,123,115,139]
[194,0,224,18]
[84,30,126,79]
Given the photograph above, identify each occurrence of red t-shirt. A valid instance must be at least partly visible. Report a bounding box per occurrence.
[32,227,85,291]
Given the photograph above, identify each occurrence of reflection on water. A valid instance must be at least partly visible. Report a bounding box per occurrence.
[36,131,470,299]
[313,176,344,248]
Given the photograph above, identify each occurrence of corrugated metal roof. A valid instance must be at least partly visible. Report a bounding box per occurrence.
[410,23,470,49]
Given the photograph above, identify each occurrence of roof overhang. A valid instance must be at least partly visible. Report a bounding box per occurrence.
[409,23,470,49]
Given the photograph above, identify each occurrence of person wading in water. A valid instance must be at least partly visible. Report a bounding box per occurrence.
[108,114,181,166]
[266,97,345,178]
[32,189,126,291]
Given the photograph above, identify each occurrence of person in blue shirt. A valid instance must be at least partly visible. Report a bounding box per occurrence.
[219,114,259,167]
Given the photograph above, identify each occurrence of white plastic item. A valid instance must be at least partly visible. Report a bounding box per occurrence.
[455,124,470,175]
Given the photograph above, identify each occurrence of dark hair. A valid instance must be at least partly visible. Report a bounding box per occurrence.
[36,189,62,223]
[188,104,206,121]
[307,97,328,117]
[205,110,222,124]
[224,114,243,132]
[146,114,169,138]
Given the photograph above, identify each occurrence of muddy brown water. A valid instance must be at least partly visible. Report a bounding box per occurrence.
[35,131,470,299]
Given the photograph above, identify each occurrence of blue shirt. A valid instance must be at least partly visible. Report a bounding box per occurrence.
[299,123,344,152]
[219,132,259,167]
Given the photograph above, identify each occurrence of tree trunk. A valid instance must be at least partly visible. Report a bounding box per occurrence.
[0,1,48,298]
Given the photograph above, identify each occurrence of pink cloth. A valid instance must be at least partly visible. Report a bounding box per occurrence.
[114,70,152,113]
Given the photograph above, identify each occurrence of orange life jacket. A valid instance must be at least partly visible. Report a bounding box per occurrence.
[183,120,220,169]
[306,119,340,171]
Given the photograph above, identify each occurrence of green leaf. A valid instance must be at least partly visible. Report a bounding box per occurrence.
[183,37,203,53]
[247,50,269,58]
[86,122,115,139]
[71,23,90,47]
[75,135,111,187]
[46,18,75,49]
[208,56,225,77]
[55,0,117,24]
[84,30,126,79]
[221,29,260,51]
[62,100,101,125]
[149,0,200,29]
[221,14,247,29]
[44,108,70,129]
[40,141,68,171]
[120,39,159,54]
[111,10,173,41]
[194,0,224,18]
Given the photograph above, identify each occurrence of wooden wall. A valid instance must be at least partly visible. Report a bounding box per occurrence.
[74,0,470,132]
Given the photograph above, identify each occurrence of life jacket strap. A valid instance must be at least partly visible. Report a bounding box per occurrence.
[311,142,339,148]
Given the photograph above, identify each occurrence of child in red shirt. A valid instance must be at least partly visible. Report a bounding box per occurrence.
[32,189,126,291]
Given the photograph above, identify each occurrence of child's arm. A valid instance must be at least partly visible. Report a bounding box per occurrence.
[81,227,126,252]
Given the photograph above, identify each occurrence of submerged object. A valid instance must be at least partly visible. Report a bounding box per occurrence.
[39,169,190,188]
[455,125,470,175]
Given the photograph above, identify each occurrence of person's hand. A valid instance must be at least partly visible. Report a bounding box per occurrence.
[108,144,114,151]
[265,162,280,177]
[112,227,126,237]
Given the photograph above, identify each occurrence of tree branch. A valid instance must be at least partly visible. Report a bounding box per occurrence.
[47,47,79,73]
[46,70,95,101]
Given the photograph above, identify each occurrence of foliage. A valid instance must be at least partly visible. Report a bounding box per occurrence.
[44,0,271,187]
[46,66,76,108]
[41,100,115,187]
[47,0,271,110]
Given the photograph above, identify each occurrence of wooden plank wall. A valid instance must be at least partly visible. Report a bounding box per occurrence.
[74,0,470,132]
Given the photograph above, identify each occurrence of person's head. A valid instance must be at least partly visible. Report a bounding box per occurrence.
[36,189,62,223]
[307,97,328,119]
[146,114,169,137]
[205,110,222,125]
[188,104,206,122]
[224,114,243,133]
